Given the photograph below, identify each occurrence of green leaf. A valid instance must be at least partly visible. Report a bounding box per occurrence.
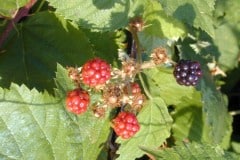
[178,38,233,146]
[140,142,239,160]
[116,98,173,160]
[82,29,119,67]
[214,24,239,71]
[138,32,170,55]
[215,0,240,26]
[232,141,240,154]
[159,0,215,37]
[0,84,83,159]
[142,0,186,40]
[142,68,195,105]
[171,93,204,142]
[200,73,233,146]
[0,11,117,93]
[0,11,94,92]
[46,0,146,31]
[0,0,28,18]
[55,64,111,160]
[0,64,111,159]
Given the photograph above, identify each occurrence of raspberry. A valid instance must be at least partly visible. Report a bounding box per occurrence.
[81,58,111,87]
[112,112,140,139]
[173,60,202,86]
[66,88,90,115]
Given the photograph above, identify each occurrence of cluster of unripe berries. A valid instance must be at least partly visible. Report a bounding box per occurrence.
[65,58,142,139]
[65,57,202,139]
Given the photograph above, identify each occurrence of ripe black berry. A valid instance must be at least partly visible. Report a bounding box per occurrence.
[173,60,202,86]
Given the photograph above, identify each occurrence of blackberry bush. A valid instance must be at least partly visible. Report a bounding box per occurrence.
[0,0,239,160]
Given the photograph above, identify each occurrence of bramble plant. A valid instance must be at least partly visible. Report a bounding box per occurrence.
[0,0,240,160]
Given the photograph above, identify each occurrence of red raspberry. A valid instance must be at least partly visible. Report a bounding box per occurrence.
[66,88,90,115]
[112,112,140,139]
[81,58,111,87]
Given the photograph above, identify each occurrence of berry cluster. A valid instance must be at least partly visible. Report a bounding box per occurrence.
[66,58,111,115]
[173,60,202,86]
[66,57,144,139]
[112,112,140,139]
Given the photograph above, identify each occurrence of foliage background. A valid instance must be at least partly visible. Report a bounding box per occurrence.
[0,0,239,159]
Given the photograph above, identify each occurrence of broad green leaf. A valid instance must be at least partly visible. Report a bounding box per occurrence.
[178,38,233,145]
[215,0,240,26]
[142,68,195,105]
[140,142,239,160]
[232,141,240,154]
[172,91,232,149]
[200,74,233,146]
[47,0,146,31]
[82,29,119,67]
[116,98,173,160]
[159,0,215,37]
[55,64,111,160]
[172,93,203,142]
[0,64,111,160]
[0,11,93,92]
[0,0,28,18]
[0,11,118,93]
[0,84,83,160]
[142,0,186,40]
[215,0,240,47]
[214,24,239,71]
[138,32,170,55]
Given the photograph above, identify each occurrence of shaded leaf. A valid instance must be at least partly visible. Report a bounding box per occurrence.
[47,0,146,31]
[171,93,204,142]
[178,38,233,146]
[142,0,186,40]
[140,142,239,160]
[0,11,94,92]
[0,11,119,93]
[142,68,195,105]
[214,24,239,71]
[0,64,111,160]
[159,0,215,37]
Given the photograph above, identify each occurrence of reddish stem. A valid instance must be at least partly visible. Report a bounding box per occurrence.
[0,0,37,49]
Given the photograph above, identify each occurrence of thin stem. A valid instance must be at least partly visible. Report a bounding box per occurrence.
[35,0,45,13]
[229,110,240,116]
[138,72,152,100]
[130,29,142,64]
[0,0,37,48]
[128,24,152,100]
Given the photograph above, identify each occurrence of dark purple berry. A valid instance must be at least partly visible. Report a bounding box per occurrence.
[173,60,202,86]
